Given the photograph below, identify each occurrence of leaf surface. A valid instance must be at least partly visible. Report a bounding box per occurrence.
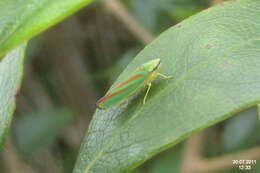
[0,44,26,147]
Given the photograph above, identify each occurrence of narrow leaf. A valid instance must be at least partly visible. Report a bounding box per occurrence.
[0,0,93,57]
[74,0,260,172]
[0,44,26,147]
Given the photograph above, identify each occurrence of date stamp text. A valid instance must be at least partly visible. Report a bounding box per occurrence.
[232,160,257,170]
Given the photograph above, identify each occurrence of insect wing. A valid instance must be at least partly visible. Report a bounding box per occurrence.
[97,71,148,109]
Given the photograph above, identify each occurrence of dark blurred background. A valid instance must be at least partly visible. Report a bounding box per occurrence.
[1,0,260,173]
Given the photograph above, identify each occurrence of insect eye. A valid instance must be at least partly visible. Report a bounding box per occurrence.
[152,63,160,72]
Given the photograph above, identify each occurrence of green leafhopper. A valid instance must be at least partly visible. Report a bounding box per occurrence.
[96,58,171,109]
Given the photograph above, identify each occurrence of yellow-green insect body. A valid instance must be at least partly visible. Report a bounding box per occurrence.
[96,58,170,109]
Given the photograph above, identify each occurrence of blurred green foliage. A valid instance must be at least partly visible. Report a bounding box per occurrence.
[0,0,259,173]
[221,107,260,153]
[125,0,208,33]
[14,108,73,154]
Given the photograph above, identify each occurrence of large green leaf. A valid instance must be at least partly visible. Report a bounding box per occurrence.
[0,44,26,147]
[0,0,93,57]
[73,0,260,172]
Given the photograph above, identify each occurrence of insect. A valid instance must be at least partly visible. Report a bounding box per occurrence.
[96,58,172,109]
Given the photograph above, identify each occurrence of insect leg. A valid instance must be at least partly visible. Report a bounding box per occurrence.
[143,83,152,104]
[158,73,173,79]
